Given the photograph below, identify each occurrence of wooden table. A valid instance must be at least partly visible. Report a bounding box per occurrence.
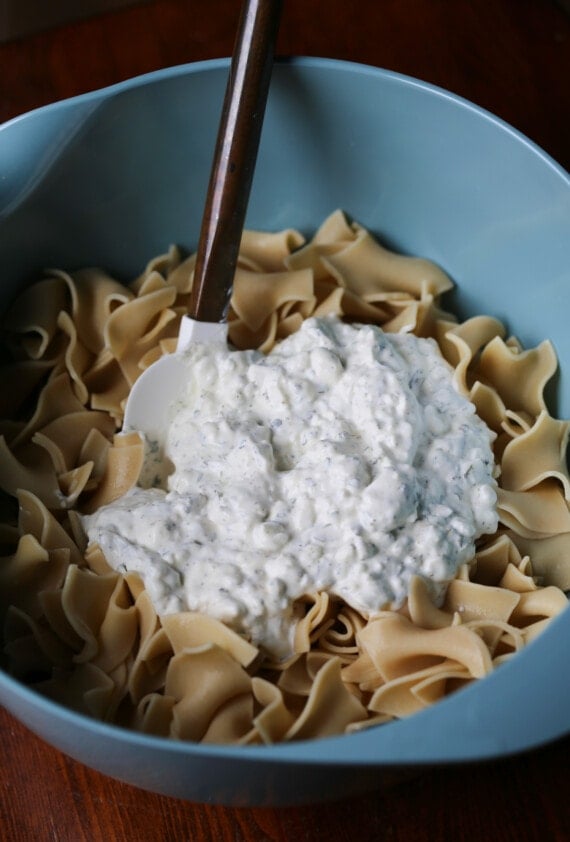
[1,1,569,839]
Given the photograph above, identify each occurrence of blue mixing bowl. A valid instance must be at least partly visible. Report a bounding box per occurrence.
[0,58,568,806]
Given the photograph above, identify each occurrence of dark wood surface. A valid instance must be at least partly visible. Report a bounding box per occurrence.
[1,1,569,839]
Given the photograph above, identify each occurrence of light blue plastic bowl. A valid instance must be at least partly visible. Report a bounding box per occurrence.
[0,58,569,806]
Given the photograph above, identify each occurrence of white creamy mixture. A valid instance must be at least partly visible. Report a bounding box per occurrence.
[83,317,498,659]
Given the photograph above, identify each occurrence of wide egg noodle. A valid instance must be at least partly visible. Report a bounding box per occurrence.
[312,285,390,325]
[506,531,570,591]
[292,592,334,655]
[356,613,493,682]
[160,611,259,669]
[435,315,507,397]
[105,285,179,387]
[9,372,86,450]
[0,210,568,743]
[319,223,454,298]
[39,588,84,651]
[127,591,173,703]
[16,489,83,565]
[81,432,144,513]
[133,691,176,737]
[500,410,570,498]
[165,643,253,742]
[497,481,570,539]
[470,533,523,585]
[54,310,93,405]
[477,336,557,418]
[228,310,279,354]
[50,267,134,355]
[59,565,122,663]
[200,692,255,745]
[443,579,521,625]
[239,228,306,273]
[242,677,296,745]
[33,411,116,473]
[1,275,70,360]
[498,558,537,592]
[0,436,62,508]
[276,650,334,698]
[284,209,353,281]
[367,660,471,718]
[83,348,130,421]
[406,575,456,629]
[281,656,368,741]
[317,604,365,661]
[231,267,314,333]
[130,245,185,294]
[90,575,138,674]
[509,586,569,624]
[0,535,66,620]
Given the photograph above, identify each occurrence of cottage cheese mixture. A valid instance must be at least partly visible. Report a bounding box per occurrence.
[83,317,498,659]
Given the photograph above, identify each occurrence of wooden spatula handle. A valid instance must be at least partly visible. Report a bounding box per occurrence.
[189,0,282,323]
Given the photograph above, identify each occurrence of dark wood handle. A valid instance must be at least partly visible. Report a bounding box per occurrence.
[189,0,283,323]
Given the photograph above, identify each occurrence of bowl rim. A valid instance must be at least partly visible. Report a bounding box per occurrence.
[0,57,569,768]
[1,604,569,765]
[1,55,568,183]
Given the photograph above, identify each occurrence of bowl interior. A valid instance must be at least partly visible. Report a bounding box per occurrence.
[0,58,569,804]
[2,60,569,412]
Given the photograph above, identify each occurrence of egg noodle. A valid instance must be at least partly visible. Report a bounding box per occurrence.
[0,210,568,743]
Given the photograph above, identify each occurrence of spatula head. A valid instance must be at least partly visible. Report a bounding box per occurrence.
[122,317,228,486]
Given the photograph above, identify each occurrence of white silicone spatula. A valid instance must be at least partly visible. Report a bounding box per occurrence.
[123,0,282,450]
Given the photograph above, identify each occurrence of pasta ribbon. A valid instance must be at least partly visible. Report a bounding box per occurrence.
[166,644,252,742]
[161,612,259,669]
[0,210,567,744]
[357,613,493,681]
[284,657,368,741]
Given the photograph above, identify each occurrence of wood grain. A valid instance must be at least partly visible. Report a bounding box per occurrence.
[1,0,569,168]
[1,706,570,841]
[1,1,569,839]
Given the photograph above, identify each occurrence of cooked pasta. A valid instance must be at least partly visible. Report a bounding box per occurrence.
[0,210,568,744]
